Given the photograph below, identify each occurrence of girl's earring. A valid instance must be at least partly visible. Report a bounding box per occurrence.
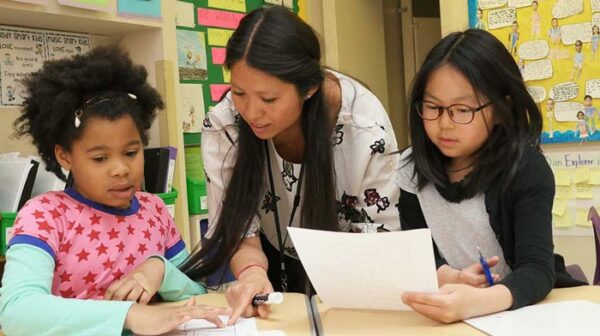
[74,109,83,128]
[305,94,311,100]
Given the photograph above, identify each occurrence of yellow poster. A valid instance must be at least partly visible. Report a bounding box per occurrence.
[208,0,246,12]
[470,0,600,144]
[207,28,234,47]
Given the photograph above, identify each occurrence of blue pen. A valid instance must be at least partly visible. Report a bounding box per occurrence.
[477,247,494,286]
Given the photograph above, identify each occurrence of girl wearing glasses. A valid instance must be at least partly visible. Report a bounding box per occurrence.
[396,29,585,323]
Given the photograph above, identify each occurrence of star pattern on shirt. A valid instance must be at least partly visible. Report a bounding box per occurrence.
[83,271,97,284]
[59,270,72,282]
[87,229,101,241]
[50,208,61,219]
[76,248,90,262]
[59,241,72,254]
[33,210,45,219]
[13,191,183,301]
[89,214,102,225]
[74,224,84,235]
[142,228,152,240]
[102,259,115,269]
[96,243,108,256]
[37,221,53,234]
[107,228,119,240]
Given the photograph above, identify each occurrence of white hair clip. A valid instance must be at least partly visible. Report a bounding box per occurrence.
[74,109,83,128]
[128,93,137,100]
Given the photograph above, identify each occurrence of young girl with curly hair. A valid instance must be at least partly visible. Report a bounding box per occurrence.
[0,45,227,335]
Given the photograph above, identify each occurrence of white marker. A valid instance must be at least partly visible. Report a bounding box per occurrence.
[252,292,284,306]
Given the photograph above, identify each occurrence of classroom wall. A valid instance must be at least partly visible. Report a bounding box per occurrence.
[321,0,390,113]
[439,0,469,36]
[438,0,598,282]
[0,34,116,156]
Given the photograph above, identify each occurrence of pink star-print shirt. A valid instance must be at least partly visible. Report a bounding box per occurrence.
[9,189,185,300]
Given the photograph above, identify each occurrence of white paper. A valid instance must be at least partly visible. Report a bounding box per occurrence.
[161,316,258,336]
[0,159,34,212]
[465,300,600,336]
[27,157,66,198]
[288,227,439,311]
[258,331,285,336]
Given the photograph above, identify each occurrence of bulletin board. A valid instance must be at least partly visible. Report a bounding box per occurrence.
[544,150,599,236]
[174,0,298,146]
[0,26,91,107]
[468,0,600,144]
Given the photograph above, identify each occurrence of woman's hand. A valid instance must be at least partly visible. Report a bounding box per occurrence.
[437,257,500,287]
[225,267,274,325]
[125,297,231,335]
[402,283,513,323]
[105,257,165,304]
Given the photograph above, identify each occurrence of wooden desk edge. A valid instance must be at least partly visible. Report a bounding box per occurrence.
[310,286,600,335]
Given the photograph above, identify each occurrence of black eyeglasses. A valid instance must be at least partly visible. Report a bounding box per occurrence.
[417,100,492,124]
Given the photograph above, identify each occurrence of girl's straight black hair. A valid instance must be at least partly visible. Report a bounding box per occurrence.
[407,29,542,195]
[181,5,338,281]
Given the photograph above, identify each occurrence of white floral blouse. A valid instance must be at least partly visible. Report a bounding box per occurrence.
[201,71,400,258]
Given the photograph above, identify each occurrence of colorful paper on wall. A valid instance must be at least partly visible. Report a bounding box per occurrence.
[283,0,294,9]
[555,185,574,199]
[211,47,226,64]
[575,184,593,199]
[210,84,229,102]
[57,0,111,12]
[118,0,162,19]
[552,199,567,216]
[176,1,196,28]
[553,169,571,186]
[590,168,600,185]
[222,67,230,83]
[554,212,572,228]
[198,8,244,29]
[176,30,208,81]
[574,166,591,184]
[208,0,246,12]
[575,208,592,227]
[0,26,46,106]
[45,32,91,61]
[179,84,205,133]
[207,28,234,47]
[468,0,600,144]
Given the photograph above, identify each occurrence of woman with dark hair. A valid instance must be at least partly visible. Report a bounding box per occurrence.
[396,29,585,323]
[181,5,399,322]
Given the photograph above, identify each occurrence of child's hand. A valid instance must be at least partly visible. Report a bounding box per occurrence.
[125,296,231,335]
[226,268,274,325]
[457,256,501,287]
[403,283,513,324]
[437,258,500,287]
[105,257,165,304]
[402,283,482,323]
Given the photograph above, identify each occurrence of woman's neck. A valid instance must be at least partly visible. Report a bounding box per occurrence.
[272,72,342,164]
[273,120,305,163]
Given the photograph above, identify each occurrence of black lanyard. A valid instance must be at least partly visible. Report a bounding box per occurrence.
[264,141,304,292]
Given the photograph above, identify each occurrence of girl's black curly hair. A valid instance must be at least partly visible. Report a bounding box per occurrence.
[13,44,164,181]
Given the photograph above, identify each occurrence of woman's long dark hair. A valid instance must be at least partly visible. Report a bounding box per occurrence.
[181,6,338,281]
[407,29,542,195]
